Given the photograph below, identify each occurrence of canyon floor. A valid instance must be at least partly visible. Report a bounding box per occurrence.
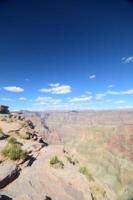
[0,110,133,200]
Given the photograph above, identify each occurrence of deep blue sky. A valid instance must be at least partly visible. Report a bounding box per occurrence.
[0,0,133,110]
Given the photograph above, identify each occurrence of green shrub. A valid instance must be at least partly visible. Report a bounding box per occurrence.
[65,156,73,162]
[50,156,64,168]
[79,166,94,181]
[50,156,60,165]
[1,143,27,160]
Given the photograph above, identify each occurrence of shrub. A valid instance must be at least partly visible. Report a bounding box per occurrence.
[50,156,64,168]
[79,166,94,181]
[1,143,27,160]
[65,156,73,162]
[90,182,106,198]
[8,137,17,144]
[50,156,60,165]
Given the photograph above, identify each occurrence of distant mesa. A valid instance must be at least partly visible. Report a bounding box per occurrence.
[0,105,9,114]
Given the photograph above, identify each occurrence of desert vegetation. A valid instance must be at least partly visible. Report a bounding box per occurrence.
[50,156,64,168]
[79,166,94,182]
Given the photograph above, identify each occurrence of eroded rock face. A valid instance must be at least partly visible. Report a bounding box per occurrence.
[0,161,20,189]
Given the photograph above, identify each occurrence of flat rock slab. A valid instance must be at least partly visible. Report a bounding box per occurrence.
[0,161,20,189]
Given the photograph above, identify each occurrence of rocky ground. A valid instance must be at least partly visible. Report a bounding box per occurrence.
[0,111,133,200]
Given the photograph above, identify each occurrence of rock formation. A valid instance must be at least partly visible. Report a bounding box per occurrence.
[0,106,9,114]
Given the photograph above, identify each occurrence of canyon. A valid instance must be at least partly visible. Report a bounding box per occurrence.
[0,110,133,200]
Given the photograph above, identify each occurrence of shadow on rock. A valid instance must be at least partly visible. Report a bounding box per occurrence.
[44,196,52,200]
[27,155,37,167]
[0,195,12,200]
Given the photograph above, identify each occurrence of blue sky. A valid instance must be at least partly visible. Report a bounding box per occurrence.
[0,0,133,111]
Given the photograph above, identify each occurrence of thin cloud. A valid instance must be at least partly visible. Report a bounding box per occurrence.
[121,56,133,64]
[3,86,24,93]
[108,85,114,88]
[96,93,107,100]
[35,96,62,105]
[115,100,125,104]
[96,88,133,100]
[107,89,133,95]
[0,97,13,101]
[19,97,27,101]
[40,83,71,94]
[69,95,92,102]
[89,74,96,79]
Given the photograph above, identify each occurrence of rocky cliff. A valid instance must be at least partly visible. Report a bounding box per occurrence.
[0,110,133,200]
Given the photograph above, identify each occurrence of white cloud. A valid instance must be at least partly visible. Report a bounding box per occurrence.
[0,97,13,101]
[115,100,125,104]
[85,91,92,95]
[89,74,96,79]
[108,85,114,88]
[49,83,60,87]
[107,89,133,95]
[35,96,62,105]
[3,86,24,93]
[19,97,27,101]
[96,93,107,100]
[40,83,71,94]
[69,95,92,102]
[121,56,133,64]
[96,88,133,100]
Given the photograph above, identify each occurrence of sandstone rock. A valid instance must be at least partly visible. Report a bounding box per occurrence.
[0,161,20,189]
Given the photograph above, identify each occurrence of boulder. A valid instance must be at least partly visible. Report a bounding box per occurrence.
[0,161,20,189]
